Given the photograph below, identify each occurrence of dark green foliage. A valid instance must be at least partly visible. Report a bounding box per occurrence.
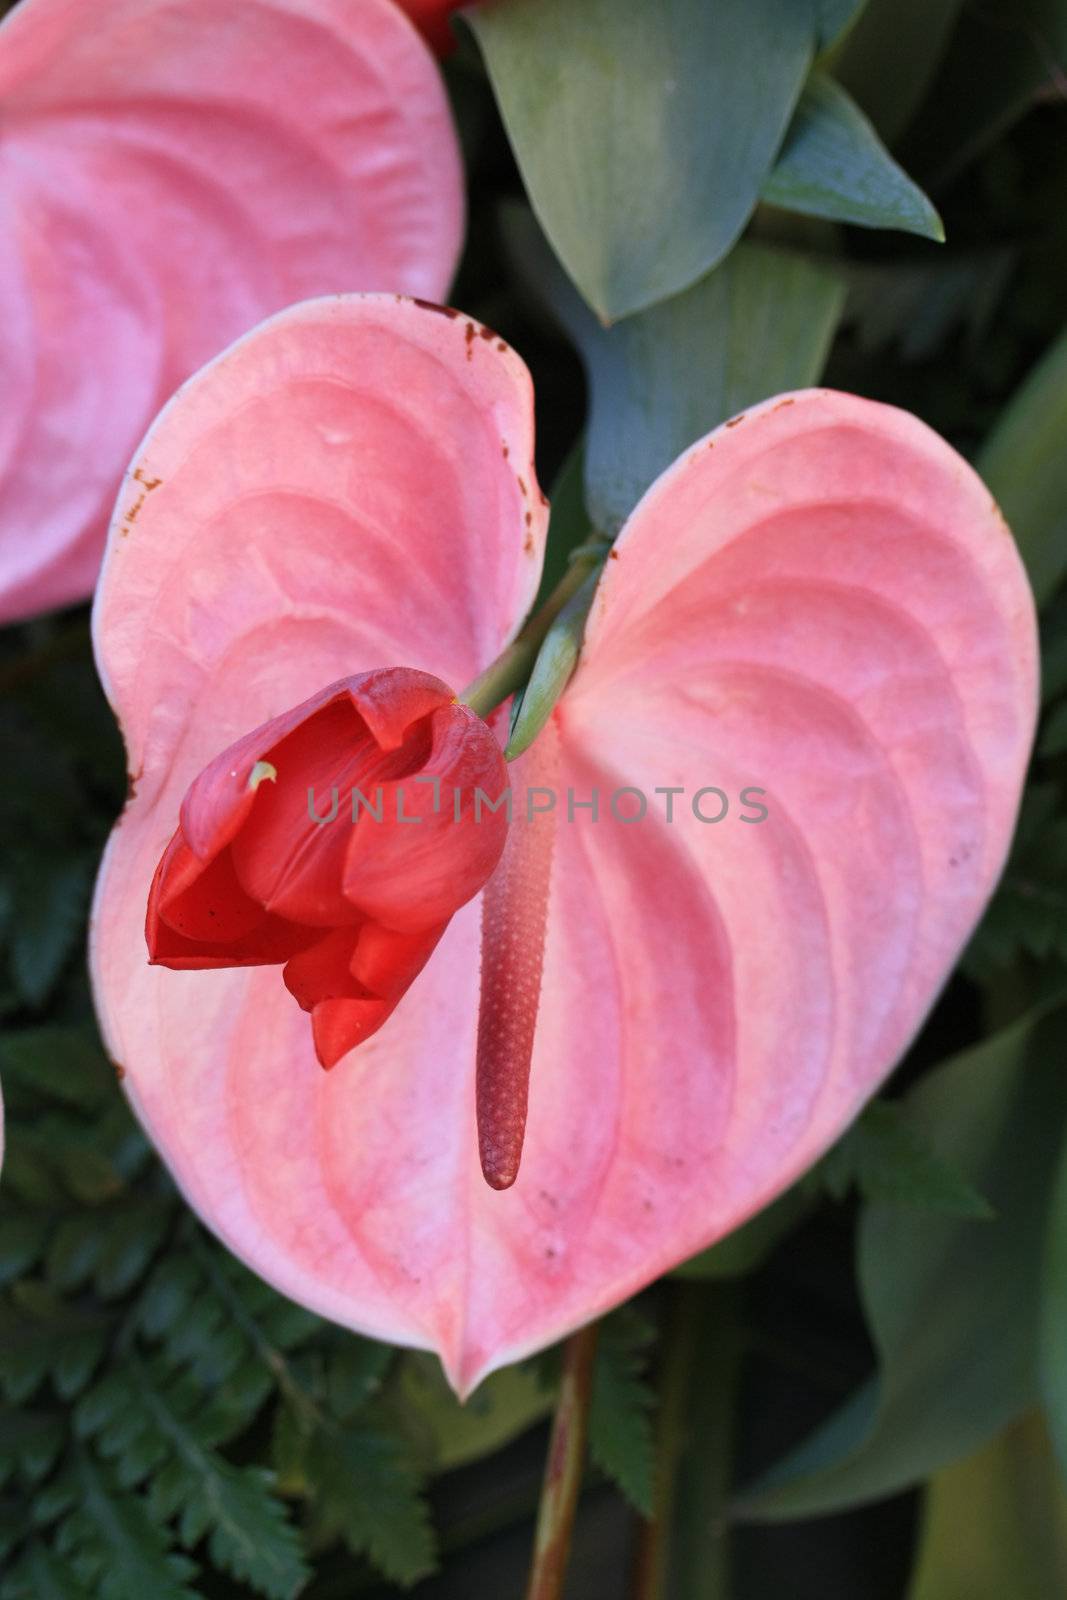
[588,1308,657,1516]
[0,1016,437,1598]
[811,1099,994,1218]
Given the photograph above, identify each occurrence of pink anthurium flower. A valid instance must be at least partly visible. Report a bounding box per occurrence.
[91,295,1037,1394]
[0,0,462,625]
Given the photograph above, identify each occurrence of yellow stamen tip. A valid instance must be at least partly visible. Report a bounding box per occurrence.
[249,760,277,790]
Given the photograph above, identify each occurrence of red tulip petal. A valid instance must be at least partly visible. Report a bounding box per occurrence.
[283,921,448,1066]
[176,668,453,864]
[0,0,463,622]
[148,833,316,967]
[344,703,510,931]
[91,295,545,1367]
[283,928,365,1011]
[395,0,461,54]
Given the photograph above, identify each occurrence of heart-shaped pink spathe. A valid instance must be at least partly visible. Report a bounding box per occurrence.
[0,0,462,626]
[90,295,1037,1394]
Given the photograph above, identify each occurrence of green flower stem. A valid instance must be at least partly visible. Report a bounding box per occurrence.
[460,542,608,722]
[632,1282,742,1600]
[524,1320,600,1600]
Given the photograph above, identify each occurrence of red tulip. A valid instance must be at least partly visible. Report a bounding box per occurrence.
[396,0,463,54]
[91,295,1037,1392]
[147,670,509,1069]
[0,0,462,624]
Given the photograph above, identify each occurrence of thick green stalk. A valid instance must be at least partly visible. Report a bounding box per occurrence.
[460,543,606,722]
[632,1283,742,1600]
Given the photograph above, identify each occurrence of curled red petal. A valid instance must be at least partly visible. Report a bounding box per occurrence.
[344,702,510,931]
[147,834,315,969]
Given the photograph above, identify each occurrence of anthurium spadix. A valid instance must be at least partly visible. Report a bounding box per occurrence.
[0,0,462,626]
[90,295,1037,1394]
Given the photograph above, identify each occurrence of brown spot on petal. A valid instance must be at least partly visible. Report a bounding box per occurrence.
[772,398,796,412]
[726,414,746,428]
[132,467,162,491]
[412,297,461,319]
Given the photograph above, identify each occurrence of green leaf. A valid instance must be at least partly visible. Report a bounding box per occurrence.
[534,441,592,606]
[325,1337,394,1419]
[507,561,600,758]
[965,789,1067,977]
[507,209,844,533]
[831,0,967,143]
[812,1099,994,1217]
[0,1027,114,1113]
[0,1541,94,1600]
[762,73,943,240]
[77,1356,307,1600]
[674,1185,813,1279]
[978,323,1067,606]
[738,1000,1067,1519]
[0,1285,111,1404]
[589,1309,657,1515]
[470,0,816,320]
[815,0,866,46]
[842,248,1013,363]
[394,1354,550,1473]
[907,1416,1067,1599]
[7,854,93,1010]
[306,1423,436,1588]
[0,1408,65,1487]
[53,1452,199,1600]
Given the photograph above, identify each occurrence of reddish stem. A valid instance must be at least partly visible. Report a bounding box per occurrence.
[525,1322,600,1600]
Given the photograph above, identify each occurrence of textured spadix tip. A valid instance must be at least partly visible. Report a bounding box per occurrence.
[479,1138,521,1192]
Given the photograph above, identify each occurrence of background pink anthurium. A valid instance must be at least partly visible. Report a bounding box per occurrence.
[90,294,1038,1396]
[0,0,462,626]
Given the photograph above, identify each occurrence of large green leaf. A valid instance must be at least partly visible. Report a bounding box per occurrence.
[907,1417,1067,1599]
[831,0,968,143]
[674,1187,813,1281]
[815,0,867,46]
[470,0,817,321]
[978,324,1067,607]
[762,74,943,240]
[394,1355,550,1473]
[738,1001,1067,1519]
[507,209,844,534]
